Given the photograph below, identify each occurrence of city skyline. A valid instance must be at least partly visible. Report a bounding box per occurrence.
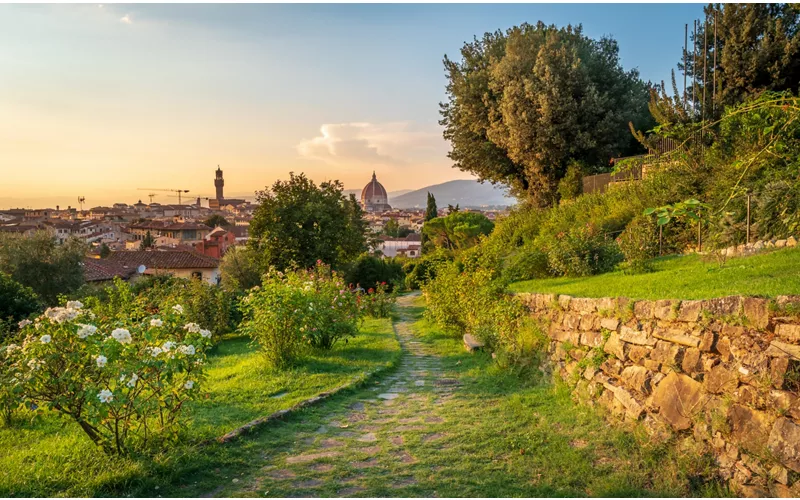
[1,3,703,208]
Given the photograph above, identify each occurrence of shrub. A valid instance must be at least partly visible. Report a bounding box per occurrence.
[502,247,549,281]
[545,224,623,277]
[2,300,212,453]
[239,262,362,368]
[403,249,452,290]
[361,282,397,318]
[557,161,585,202]
[616,215,660,274]
[0,272,40,343]
[344,255,405,291]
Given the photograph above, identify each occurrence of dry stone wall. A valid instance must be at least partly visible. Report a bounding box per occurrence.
[517,292,800,497]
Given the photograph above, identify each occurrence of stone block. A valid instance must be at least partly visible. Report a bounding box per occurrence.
[742,297,770,330]
[612,386,645,420]
[619,325,656,346]
[620,365,651,394]
[595,297,616,312]
[735,385,759,407]
[704,364,739,394]
[549,328,572,343]
[643,359,662,372]
[702,353,719,372]
[570,297,596,313]
[788,236,798,247]
[633,300,654,320]
[768,418,800,473]
[599,358,623,376]
[463,334,485,352]
[682,347,703,374]
[583,366,597,381]
[557,294,572,310]
[562,313,581,330]
[678,300,703,322]
[579,314,598,331]
[703,296,744,317]
[766,341,800,360]
[716,336,733,361]
[600,317,620,331]
[628,345,651,364]
[776,239,787,248]
[721,324,746,338]
[652,327,701,347]
[603,331,626,361]
[699,330,716,352]
[771,357,790,389]
[729,404,773,453]
[580,330,604,348]
[652,372,707,430]
[769,390,799,418]
[654,299,677,320]
[651,340,684,366]
[776,296,800,309]
[776,324,800,342]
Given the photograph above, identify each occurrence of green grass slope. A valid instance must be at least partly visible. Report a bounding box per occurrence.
[509,247,800,300]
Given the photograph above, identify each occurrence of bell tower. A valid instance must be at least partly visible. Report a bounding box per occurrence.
[214,165,224,200]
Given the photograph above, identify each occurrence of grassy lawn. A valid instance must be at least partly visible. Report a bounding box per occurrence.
[0,317,400,497]
[510,247,800,300]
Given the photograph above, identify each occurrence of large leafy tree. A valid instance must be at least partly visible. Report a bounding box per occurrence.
[422,211,495,250]
[250,173,369,271]
[0,272,40,340]
[0,231,87,305]
[440,22,652,206]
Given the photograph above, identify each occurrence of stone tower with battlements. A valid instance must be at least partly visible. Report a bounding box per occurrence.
[214,166,224,200]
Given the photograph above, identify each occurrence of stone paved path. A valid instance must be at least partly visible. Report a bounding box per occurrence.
[227,292,461,497]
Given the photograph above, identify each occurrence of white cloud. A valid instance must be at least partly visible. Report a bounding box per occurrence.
[120,14,132,24]
[296,122,447,169]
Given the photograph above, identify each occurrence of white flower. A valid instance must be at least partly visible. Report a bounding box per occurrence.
[40,335,52,344]
[161,341,176,352]
[172,304,184,314]
[18,319,32,329]
[97,389,113,403]
[149,346,163,357]
[27,358,43,370]
[4,344,19,358]
[126,373,139,388]
[183,322,200,333]
[76,324,97,339]
[66,300,83,310]
[44,307,79,324]
[88,312,96,320]
[178,344,196,356]
[111,328,132,344]
[184,380,194,390]
[96,355,107,368]
[150,318,163,327]
[200,329,212,338]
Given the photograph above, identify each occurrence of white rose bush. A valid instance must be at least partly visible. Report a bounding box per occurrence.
[1,300,213,454]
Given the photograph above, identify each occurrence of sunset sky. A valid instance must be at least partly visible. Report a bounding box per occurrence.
[0,3,703,209]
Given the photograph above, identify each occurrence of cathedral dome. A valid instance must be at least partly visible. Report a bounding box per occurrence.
[360,172,392,213]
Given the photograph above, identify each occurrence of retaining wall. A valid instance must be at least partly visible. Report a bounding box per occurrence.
[517,292,800,497]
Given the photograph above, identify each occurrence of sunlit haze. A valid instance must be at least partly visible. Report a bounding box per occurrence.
[0,3,703,209]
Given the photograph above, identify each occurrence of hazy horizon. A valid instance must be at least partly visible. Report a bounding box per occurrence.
[0,3,703,209]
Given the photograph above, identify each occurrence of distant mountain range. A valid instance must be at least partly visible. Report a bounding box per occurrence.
[389,180,515,208]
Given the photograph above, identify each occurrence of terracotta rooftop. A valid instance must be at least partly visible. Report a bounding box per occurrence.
[105,250,220,269]
[83,258,139,282]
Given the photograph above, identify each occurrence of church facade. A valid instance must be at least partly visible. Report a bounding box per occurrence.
[360,172,392,213]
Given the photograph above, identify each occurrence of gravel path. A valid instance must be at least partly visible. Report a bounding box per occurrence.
[226,292,460,497]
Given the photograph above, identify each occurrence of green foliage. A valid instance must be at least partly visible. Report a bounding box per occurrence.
[644,199,710,227]
[98,243,111,259]
[422,211,494,250]
[360,282,397,319]
[502,246,550,282]
[545,225,622,277]
[219,245,264,292]
[0,273,40,342]
[140,231,154,250]
[3,301,212,454]
[616,215,660,274]
[756,179,800,239]
[557,161,585,202]
[402,249,452,290]
[343,254,404,291]
[425,192,438,221]
[382,219,400,237]
[82,276,235,339]
[203,214,230,228]
[0,231,87,306]
[249,173,368,272]
[441,21,651,205]
[239,262,362,368]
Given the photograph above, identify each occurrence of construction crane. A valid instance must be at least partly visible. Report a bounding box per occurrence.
[78,196,86,211]
[137,188,190,205]
[146,193,158,203]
